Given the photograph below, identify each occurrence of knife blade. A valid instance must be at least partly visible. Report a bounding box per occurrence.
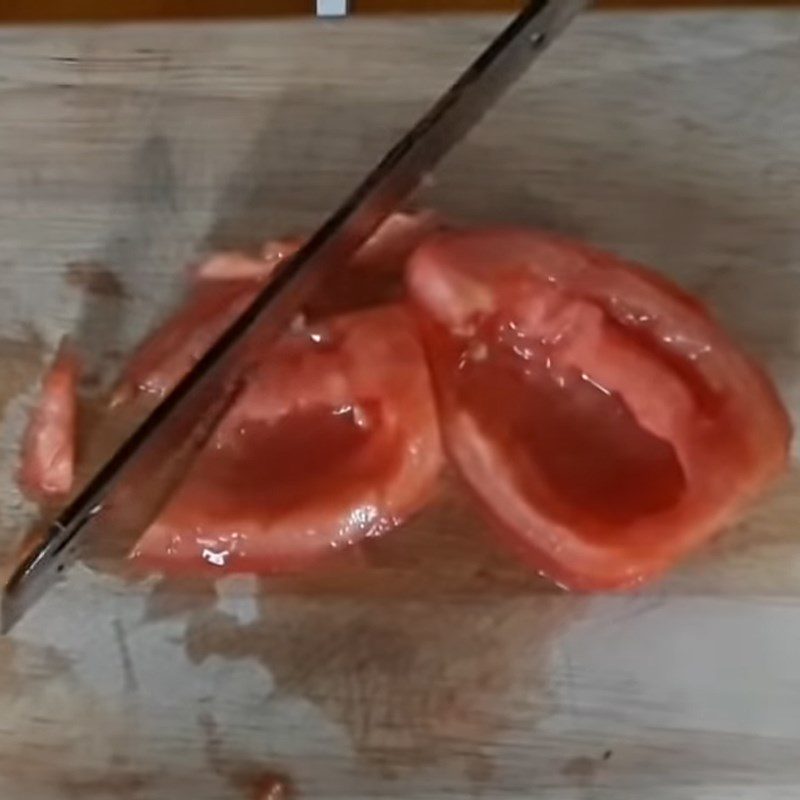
[1,0,587,633]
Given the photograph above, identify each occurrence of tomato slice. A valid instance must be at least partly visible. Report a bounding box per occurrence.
[133,305,443,574]
[347,209,441,274]
[191,246,297,282]
[191,210,438,284]
[111,244,304,406]
[406,227,791,590]
[307,209,442,316]
[112,212,438,405]
[18,341,80,501]
[110,280,261,406]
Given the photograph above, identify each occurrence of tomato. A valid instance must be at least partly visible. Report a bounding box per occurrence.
[406,227,791,590]
[112,212,438,405]
[347,209,441,274]
[191,247,296,282]
[111,279,264,407]
[133,305,443,574]
[192,211,437,286]
[18,341,80,501]
[111,245,304,406]
[307,209,442,317]
[111,278,262,407]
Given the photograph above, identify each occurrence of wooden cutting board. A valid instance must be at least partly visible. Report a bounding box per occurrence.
[0,11,799,800]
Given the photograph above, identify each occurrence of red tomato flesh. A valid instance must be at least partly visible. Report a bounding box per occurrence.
[18,341,80,501]
[407,227,791,589]
[133,305,443,574]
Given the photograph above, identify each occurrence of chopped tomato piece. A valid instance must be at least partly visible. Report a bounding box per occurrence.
[348,209,441,274]
[18,341,80,501]
[112,244,300,405]
[191,247,298,283]
[133,305,443,574]
[110,280,263,407]
[113,212,438,405]
[193,211,437,285]
[291,210,441,317]
[407,227,791,590]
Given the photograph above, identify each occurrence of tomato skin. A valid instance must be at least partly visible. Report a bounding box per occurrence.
[18,341,80,501]
[407,227,791,590]
[133,304,443,575]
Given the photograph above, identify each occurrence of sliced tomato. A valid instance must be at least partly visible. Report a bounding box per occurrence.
[192,212,438,286]
[406,227,791,590]
[290,210,441,317]
[112,212,438,405]
[191,247,297,283]
[18,341,80,501]
[111,245,301,405]
[110,280,261,406]
[132,305,443,574]
[348,209,441,274]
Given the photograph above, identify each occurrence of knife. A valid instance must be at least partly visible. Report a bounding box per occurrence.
[1,0,587,633]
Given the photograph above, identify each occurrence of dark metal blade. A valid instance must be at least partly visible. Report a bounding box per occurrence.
[1,0,587,633]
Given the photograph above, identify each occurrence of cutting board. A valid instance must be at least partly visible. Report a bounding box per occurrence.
[1,11,799,800]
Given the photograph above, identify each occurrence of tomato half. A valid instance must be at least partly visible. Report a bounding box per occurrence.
[133,304,443,574]
[406,227,792,590]
[18,341,80,501]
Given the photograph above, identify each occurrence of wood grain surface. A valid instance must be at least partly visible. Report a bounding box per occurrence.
[2,0,800,23]
[0,10,799,800]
